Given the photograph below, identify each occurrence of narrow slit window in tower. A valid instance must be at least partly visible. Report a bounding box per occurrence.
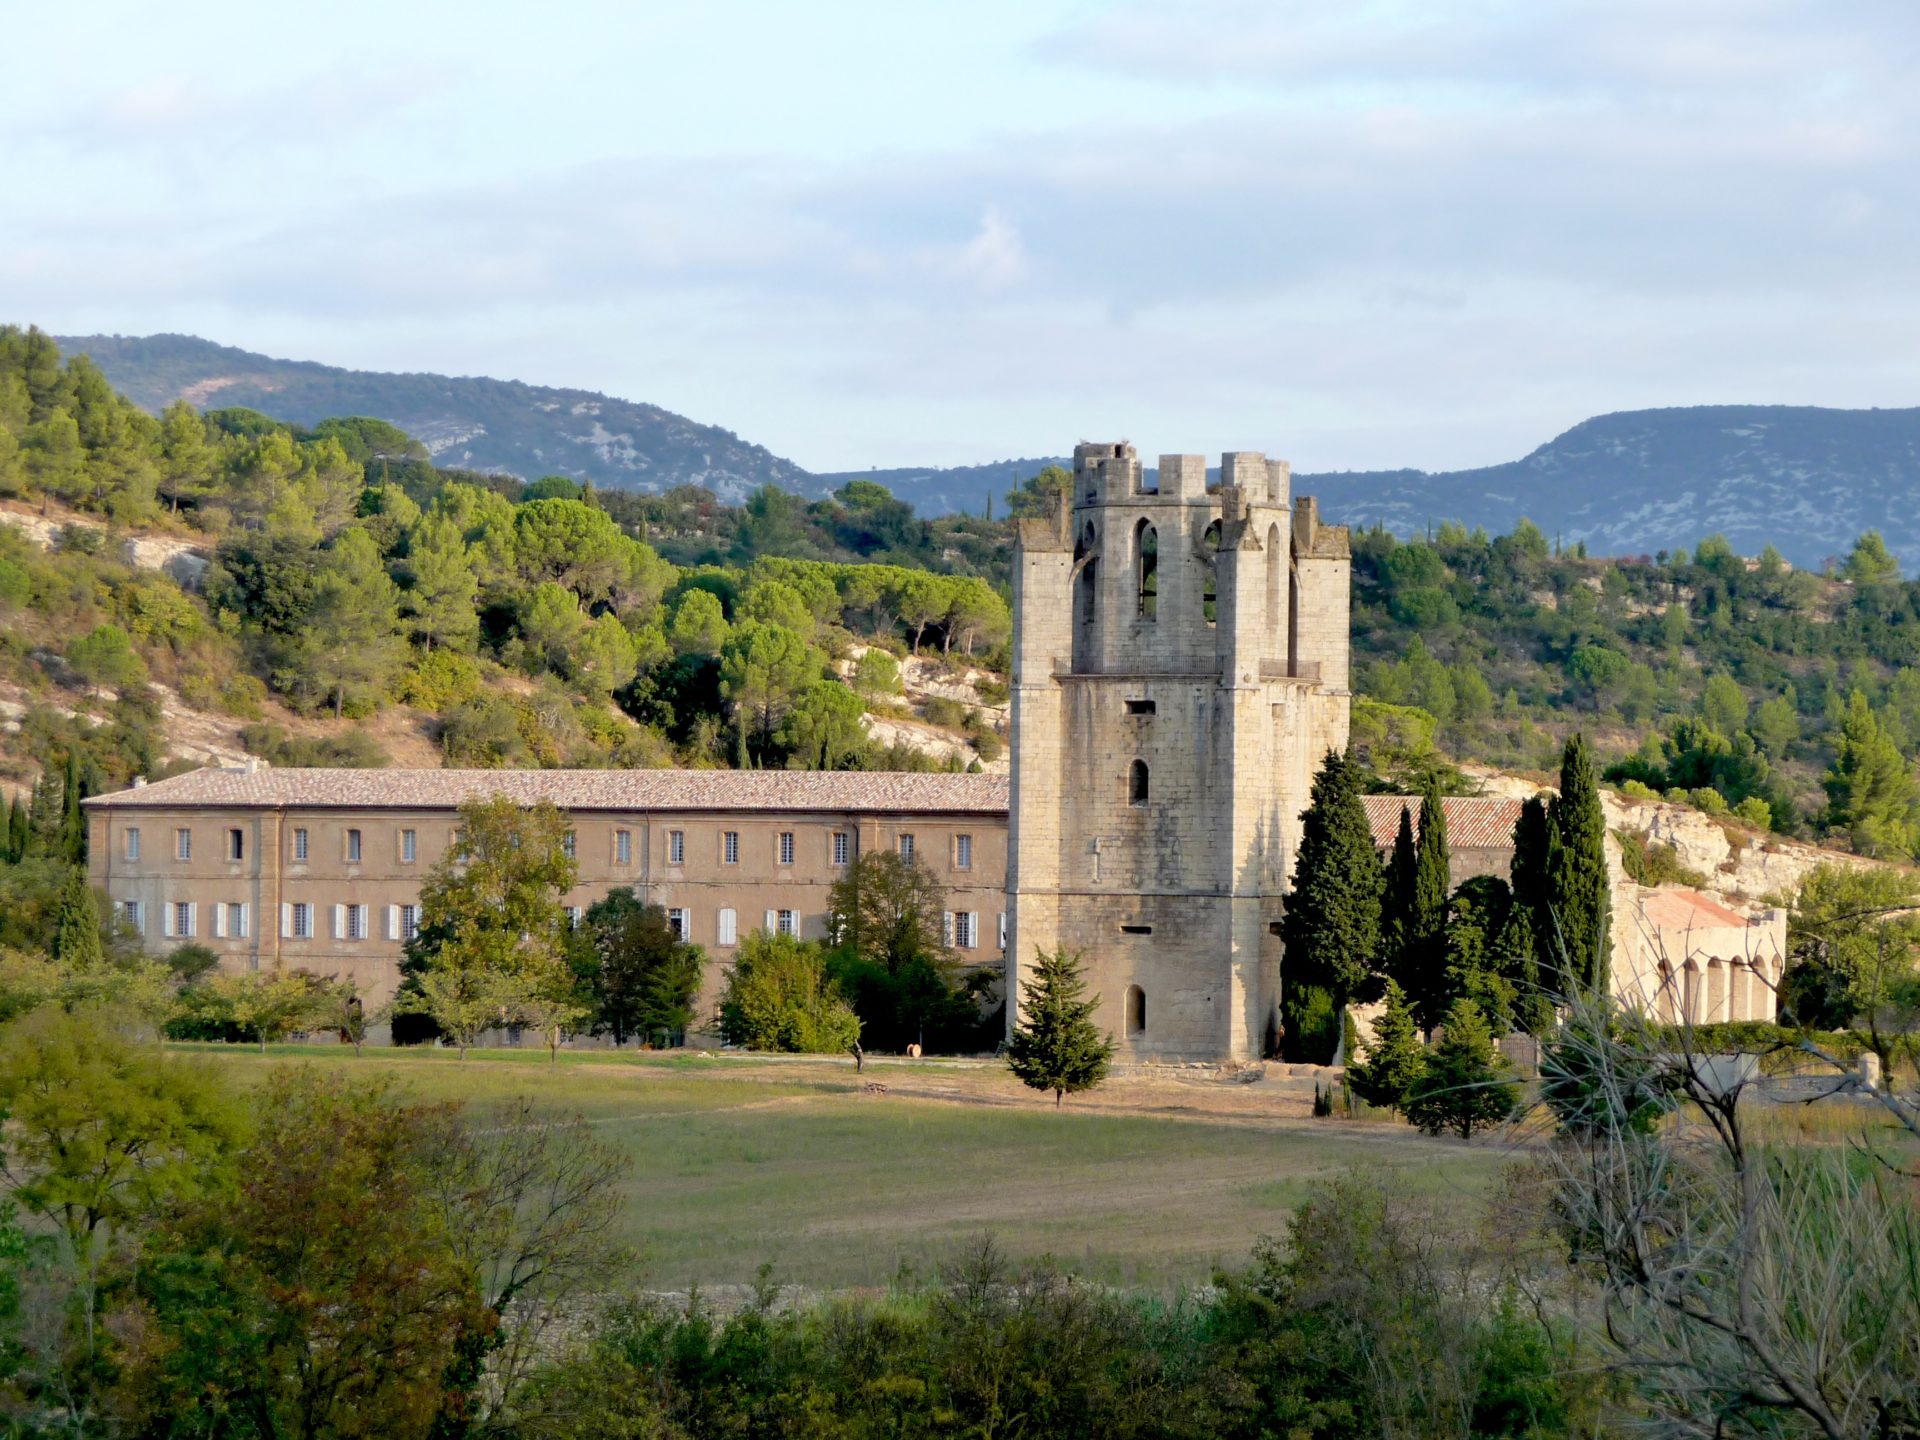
[1129,759,1149,806]
[1124,985,1146,1037]
[1201,520,1221,626]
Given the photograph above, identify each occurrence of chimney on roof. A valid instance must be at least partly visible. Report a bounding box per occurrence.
[132,776,146,788]
[243,756,262,775]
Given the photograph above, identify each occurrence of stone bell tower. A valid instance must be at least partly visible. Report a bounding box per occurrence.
[1006,442,1351,1062]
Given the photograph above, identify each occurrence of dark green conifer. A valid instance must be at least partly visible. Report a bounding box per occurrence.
[50,865,104,969]
[1547,733,1610,994]
[1404,998,1521,1140]
[1509,795,1554,989]
[1006,948,1115,1107]
[1408,784,1452,1031]
[3,794,24,864]
[1281,750,1385,1063]
[1348,978,1425,1116]
[1378,805,1417,989]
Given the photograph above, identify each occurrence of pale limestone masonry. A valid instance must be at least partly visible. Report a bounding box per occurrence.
[1007,443,1352,1063]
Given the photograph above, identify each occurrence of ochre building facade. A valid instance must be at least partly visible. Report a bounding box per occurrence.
[84,767,1010,1015]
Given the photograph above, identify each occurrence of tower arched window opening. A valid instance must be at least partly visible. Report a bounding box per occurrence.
[1135,520,1158,619]
[1124,985,1147,1037]
[1129,759,1149,806]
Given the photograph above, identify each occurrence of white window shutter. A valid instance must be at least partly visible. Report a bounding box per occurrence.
[213,904,227,939]
[943,912,955,945]
[386,905,399,940]
[765,909,776,934]
[162,903,175,939]
[281,903,293,938]
[185,903,197,938]
[237,903,249,939]
[332,903,346,939]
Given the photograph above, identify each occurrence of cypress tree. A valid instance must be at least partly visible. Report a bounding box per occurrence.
[26,762,63,859]
[1547,733,1611,994]
[59,750,95,864]
[3,794,24,864]
[1408,784,1452,1032]
[1404,998,1522,1140]
[1509,795,1554,990]
[1494,898,1554,1035]
[1281,750,1385,1063]
[1348,979,1425,1116]
[1378,806,1417,990]
[1006,948,1115,1107]
[50,866,104,969]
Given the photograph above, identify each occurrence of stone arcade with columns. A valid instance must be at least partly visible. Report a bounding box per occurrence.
[1005,443,1353,1063]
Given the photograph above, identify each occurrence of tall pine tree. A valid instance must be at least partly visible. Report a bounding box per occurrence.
[1379,806,1417,992]
[1547,733,1611,995]
[1408,784,1452,1032]
[1509,794,1555,991]
[3,793,25,864]
[1347,979,1425,1116]
[50,866,103,969]
[1281,750,1384,1063]
[1006,948,1115,1107]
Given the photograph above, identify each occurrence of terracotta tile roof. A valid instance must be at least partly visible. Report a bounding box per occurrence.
[1363,795,1525,851]
[1638,887,1755,931]
[84,766,1011,817]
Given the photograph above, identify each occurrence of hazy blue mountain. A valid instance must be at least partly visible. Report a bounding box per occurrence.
[64,333,1920,568]
[1300,406,1920,571]
[58,332,815,503]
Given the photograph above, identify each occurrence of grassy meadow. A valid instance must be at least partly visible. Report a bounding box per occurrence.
[182,1042,1512,1291]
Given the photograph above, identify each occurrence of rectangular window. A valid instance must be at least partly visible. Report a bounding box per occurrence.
[123,899,144,933]
[832,831,850,866]
[565,906,582,928]
[227,828,244,862]
[955,912,976,948]
[723,830,739,865]
[399,904,419,942]
[898,833,915,863]
[293,828,309,862]
[401,828,417,863]
[345,904,367,941]
[231,902,250,939]
[778,831,795,866]
[615,829,633,865]
[175,828,192,861]
[125,827,141,862]
[291,902,312,939]
[668,908,688,940]
[345,829,362,863]
[717,908,737,946]
[563,830,576,859]
[668,829,685,865]
[955,834,973,870]
[776,909,797,937]
[173,901,194,937]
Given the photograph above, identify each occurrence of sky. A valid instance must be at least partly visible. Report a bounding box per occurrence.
[4,0,1917,473]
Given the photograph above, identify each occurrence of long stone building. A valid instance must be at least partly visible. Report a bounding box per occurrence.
[83,766,1010,1013]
